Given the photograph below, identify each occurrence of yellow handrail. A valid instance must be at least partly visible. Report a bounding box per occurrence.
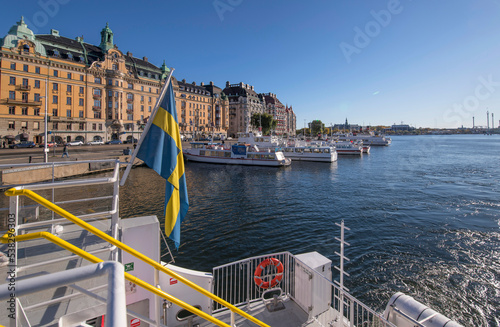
[6,188,270,327]
[0,231,230,327]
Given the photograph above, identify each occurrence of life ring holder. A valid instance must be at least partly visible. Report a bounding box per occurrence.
[253,258,284,289]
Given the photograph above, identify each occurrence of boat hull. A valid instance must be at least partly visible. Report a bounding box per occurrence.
[184,153,290,166]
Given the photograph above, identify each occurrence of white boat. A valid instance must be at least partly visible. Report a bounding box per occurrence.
[236,132,285,150]
[282,145,337,162]
[184,142,291,167]
[0,160,462,327]
[334,132,392,146]
[332,141,363,155]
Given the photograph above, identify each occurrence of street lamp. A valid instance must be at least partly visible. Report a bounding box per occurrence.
[41,79,49,162]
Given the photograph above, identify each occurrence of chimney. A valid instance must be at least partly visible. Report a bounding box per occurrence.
[192,81,196,86]
[251,86,254,91]
[182,79,186,83]
[226,81,230,87]
[143,56,148,62]
[201,82,204,86]
[210,81,214,86]
[126,51,132,57]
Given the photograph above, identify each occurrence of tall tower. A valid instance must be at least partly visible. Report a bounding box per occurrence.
[487,110,489,129]
[99,22,114,52]
[492,113,495,129]
[472,116,475,128]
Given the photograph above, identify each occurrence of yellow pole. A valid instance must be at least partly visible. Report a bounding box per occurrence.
[5,188,269,327]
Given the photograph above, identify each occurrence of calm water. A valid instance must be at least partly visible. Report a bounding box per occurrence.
[120,135,500,327]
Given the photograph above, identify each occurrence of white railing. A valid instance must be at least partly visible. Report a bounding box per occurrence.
[212,251,396,327]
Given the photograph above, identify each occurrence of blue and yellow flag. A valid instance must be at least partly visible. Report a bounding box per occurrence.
[136,82,188,249]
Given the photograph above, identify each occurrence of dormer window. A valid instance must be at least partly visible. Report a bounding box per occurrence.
[23,44,30,52]
[53,50,60,57]
[147,72,151,78]
[140,71,144,76]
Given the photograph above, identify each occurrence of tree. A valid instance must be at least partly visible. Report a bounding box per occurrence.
[251,113,277,135]
[310,120,324,136]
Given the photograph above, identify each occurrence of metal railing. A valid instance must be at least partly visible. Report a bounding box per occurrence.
[4,186,270,327]
[212,252,396,327]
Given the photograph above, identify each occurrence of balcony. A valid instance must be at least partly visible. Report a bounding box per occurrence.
[127,98,134,103]
[126,109,134,114]
[6,98,42,106]
[93,94,102,99]
[17,84,31,91]
[92,106,101,111]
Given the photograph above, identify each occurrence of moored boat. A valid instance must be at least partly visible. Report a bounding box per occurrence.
[282,145,337,162]
[184,142,291,167]
[331,141,363,155]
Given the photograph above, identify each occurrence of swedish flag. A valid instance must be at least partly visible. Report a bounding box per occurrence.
[136,82,188,249]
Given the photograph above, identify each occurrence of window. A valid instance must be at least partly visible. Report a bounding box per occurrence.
[9,77,15,85]
[35,80,40,88]
[93,88,101,96]
[34,93,40,102]
[67,72,72,79]
[95,77,101,84]
[79,123,85,130]
[53,95,58,104]
[128,83,133,89]
[149,97,152,103]
[66,97,72,105]
[127,93,133,100]
[127,103,133,110]
[9,107,15,115]
[8,121,15,129]
[10,63,15,70]
[34,108,40,116]
[22,78,28,87]
[22,107,28,115]
[67,123,72,130]
[112,64,118,70]
[52,122,58,129]
[108,79,113,86]
[22,93,28,103]
[80,75,84,81]
[108,90,113,97]
[21,121,29,129]
[99,124,103,131]
[149,87,152,93]
[79,110,83,118]
[53,109,58,117]
[92,123,97,130]
[35,67,40,74]
[149,106,152,112]
[108,101,112,109]
[23,64,28,72]
[141,105,144,112]
[94,100,101,108]
[53,70,58,77]
[127,114,133,120]
[94,111,101,119]
[34,122,40,130]
[141,95,144,101]
[79,98,84,106]
[67,85,72,92]
[9,91,15,100]
[53,83,58,91]
[79,86,84,94]
[115,81,119,86]
[141,86,144,91]
[66,110,71,118]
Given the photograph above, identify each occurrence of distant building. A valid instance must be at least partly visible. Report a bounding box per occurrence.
[390,124,414,132]
[332,119,360,132]
[0,18,167,144]
[223,82,265,137]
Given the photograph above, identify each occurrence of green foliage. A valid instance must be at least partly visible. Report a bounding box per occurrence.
[310,120,324,136]
[251,113,277,135]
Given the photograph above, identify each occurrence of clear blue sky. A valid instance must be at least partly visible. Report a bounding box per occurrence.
[2,0,500,128]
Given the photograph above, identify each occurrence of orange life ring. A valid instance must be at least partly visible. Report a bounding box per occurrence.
[254,258,284,289]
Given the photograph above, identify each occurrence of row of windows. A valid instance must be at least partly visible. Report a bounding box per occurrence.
[7,120,104,131]
[8,106,40,116]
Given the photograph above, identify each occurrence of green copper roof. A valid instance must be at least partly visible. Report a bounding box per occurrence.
[1,16,46,56]
[99,22,114,52]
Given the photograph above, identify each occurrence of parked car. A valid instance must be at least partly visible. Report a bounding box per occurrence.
[67,140,84,146]
[123,138,138,144]
[105,140,123,145]
[38,142,57,148]
[9,141,36,149]
[87,140,104,145]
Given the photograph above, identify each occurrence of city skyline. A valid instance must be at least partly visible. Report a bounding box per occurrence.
[2,0,500,129]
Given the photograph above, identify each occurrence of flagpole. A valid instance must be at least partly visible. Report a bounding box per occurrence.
[120,68,175,186]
